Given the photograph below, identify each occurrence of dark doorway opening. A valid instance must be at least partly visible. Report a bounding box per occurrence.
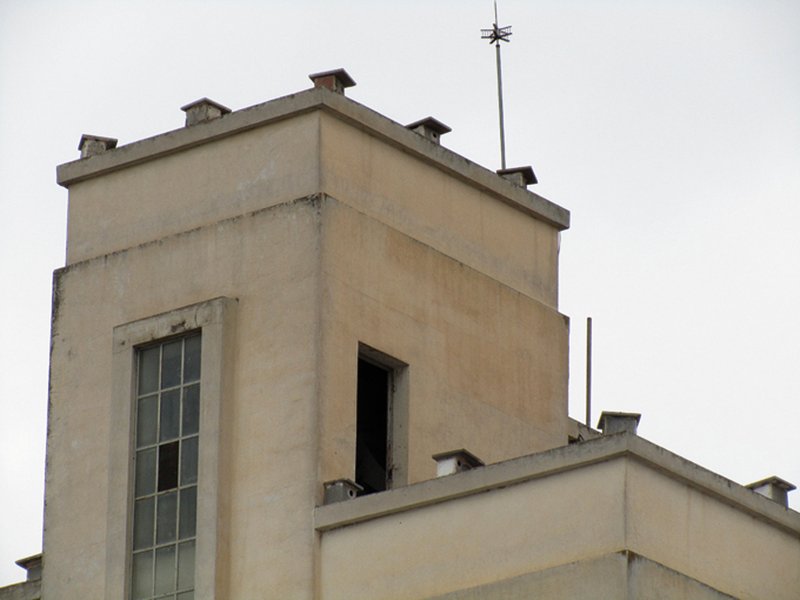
[356,357,391,495]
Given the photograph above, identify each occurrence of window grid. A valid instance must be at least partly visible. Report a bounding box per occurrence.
[132,334,200,600]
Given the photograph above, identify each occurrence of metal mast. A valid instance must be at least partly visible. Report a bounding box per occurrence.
[481,1,512,169]
[586,317,593,428]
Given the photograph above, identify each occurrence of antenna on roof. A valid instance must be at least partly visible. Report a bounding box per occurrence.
[586,317,593,428]
[481,1,513,169]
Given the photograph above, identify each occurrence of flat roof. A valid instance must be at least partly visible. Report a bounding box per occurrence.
[315,432,800,538]
[56,86,570,231]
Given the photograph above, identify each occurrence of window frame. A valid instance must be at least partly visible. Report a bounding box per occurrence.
[131,333,201,599]
[107,297,237,600]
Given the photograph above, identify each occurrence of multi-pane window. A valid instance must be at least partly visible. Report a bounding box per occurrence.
[131,334,201,600]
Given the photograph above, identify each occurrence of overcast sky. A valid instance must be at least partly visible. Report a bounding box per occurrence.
[1,0,798,586]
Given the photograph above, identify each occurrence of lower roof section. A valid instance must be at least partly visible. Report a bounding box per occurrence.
[315,433,800,600]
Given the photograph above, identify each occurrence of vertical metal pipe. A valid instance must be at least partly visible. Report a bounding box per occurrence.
[586,317,593,428]
[496,42,507,169]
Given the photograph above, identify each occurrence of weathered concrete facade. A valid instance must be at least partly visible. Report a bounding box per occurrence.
[3,70,797,599]
[45,72,569,598]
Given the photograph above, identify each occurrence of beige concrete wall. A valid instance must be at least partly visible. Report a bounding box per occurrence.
[319,113,561,309]
[317,197,569,486]
[429,552,736,599]
[65,112,321,265]
[428,553,628,599]
[627,554,736,599]
[626,460,800,600]
[317,441,800,600]
[49,100,569,598]
[44,200,323,598]
[46,189,569,597]
[318,460,627,599]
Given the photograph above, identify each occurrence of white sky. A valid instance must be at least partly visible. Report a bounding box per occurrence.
[1,0,798,586]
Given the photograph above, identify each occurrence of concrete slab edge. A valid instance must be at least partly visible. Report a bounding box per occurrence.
[55,87,570,230]
[314,433,800,537]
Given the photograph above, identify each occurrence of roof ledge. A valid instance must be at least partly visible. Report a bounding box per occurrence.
[315,433,800,536]
[56,85,569,230]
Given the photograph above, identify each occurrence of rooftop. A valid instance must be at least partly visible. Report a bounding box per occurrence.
[57,71,570,231]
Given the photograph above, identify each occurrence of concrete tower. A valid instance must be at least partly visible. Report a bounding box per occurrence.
[2,70,796,600]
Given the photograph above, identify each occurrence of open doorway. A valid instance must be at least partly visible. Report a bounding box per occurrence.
[355,345,408,495]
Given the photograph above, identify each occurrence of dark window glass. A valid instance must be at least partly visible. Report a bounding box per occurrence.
[154,545,176,595]
[177,541,195,591]
[159,389,181,442]
[138,347,160,396]
[133,498,155,550]
[179,486,197,539]
[161,340,182,388]
[182,384,200,436]
[131,551,153,600]
[180,437,198,486]
[183,335,201,383]
[135,448,156,496]
[158,441,179,491]
[156,491,178,544]
[136,395,158,447]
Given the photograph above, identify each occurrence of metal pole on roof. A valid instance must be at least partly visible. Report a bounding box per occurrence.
[586,317,593,428]
[481,1,512,169]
